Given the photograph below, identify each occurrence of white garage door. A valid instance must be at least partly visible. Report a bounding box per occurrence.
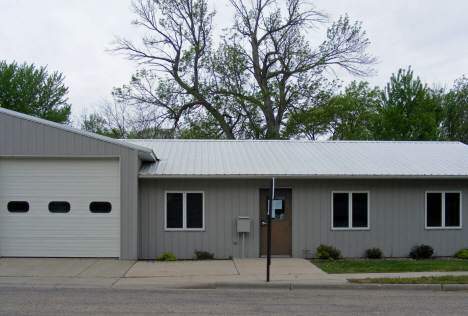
[0,158,120,257]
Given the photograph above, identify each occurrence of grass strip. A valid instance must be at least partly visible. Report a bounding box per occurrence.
[312,259,468,274]
[348,275,468,284]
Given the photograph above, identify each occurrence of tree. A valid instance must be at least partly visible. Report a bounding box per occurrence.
[327,81,379,140]
[284,81,379,140]
[0,61,71,124]
[81,112,113,137]
[81,98,175,139]
[441,76,468,143]
[111,0,377,139]
[373,67,444,141]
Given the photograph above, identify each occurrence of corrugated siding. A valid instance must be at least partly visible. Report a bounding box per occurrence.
[0,111,141,260]
[140,178,468,259]
[140,179,265,259]
[128,139,468,177]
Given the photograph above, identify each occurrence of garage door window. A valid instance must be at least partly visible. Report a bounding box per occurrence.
[165,191,204,230]
[49,201,71,213]
[7,201,29,213]
[89,202,112,213]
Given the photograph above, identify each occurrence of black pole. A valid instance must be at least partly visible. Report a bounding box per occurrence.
[267,178,275,282]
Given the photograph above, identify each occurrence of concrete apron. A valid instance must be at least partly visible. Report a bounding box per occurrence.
[0,257,335,289]
[1,257,468,291]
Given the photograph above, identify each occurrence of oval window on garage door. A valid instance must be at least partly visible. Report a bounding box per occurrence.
[7,201,29,213]
[49,201,71,213]
[89,202,112,213]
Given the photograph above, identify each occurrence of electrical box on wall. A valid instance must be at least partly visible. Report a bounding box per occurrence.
[237,216,250,233]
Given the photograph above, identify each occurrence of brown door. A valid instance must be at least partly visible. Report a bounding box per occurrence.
[260,188,292,256]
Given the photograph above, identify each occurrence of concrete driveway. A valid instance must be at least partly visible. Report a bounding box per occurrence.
[0,258,135,288]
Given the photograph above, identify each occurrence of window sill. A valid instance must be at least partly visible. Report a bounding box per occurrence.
[331,228,370,231]
[425,227,462,230]
[164,229,205,232]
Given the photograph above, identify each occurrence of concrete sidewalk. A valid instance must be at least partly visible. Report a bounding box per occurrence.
[0,257,467,291]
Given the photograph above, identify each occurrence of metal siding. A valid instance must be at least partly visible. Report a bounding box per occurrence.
[119,149,140,260]
[139,179,266,259]
[139,178,468,259]
[0,110,143,260]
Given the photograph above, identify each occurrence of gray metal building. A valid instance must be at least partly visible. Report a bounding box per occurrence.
[1,106,468,259]
[0,107,156,260]
[130,140,468,259]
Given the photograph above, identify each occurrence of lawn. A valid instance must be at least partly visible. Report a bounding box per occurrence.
[348,275,468,284]
[311,258,468,274]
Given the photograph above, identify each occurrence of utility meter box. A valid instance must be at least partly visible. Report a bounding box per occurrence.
[237,216,250,233]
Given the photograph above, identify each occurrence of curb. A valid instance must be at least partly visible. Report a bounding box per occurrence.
[1,280,468,292]
[214,282,459,291]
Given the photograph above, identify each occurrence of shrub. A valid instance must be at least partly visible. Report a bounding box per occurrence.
[194,250,214,260]
[316,244,341,260]
[364,247,383,259]
[156,253,177,261]
[455,248,468,259]
[409,244,434,260]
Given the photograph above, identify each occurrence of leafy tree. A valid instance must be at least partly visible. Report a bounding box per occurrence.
[111,0,377,139]
[326,81,379,140]
[0,60,71,124]
[373,67,444,141]
[81,112,112,136]
[284,81,379,140]
[441,76,468,143]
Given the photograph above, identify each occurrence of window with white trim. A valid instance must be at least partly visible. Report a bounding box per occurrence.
[426,192,462,229]
[165,191,204,230]
[332,192,369,229]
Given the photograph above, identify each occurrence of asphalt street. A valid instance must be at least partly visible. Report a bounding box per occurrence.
[0,287,467,315]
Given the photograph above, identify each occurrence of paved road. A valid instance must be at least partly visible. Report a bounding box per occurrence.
[0,287,467,315]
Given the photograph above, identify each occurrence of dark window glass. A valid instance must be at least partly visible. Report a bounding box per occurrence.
[445,193,460,227]
[352,193,368,228]
[273,197,285,220]
[89,202,112,213]
[333,193,349,228]
[266,197,285,220]
[427,193,442,227]
[186,193,203,229]
[49,201,70,213]
[7,201,29,213]
[167,193,183,228]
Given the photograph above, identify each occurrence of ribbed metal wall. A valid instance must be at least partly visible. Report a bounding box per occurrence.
[0,111,141,260]
[140,178,468,259]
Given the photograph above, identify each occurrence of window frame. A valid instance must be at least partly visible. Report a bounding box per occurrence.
[425,191,462,229]
[331,191,370,230]
[164,191,205,231]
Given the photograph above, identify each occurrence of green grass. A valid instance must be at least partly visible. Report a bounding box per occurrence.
[312,259,468,274]
[348,275,468,284]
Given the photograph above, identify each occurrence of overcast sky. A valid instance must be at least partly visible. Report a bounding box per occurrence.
[1,1,467,125]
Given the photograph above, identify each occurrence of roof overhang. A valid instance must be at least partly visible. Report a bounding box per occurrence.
[138,174,468,180]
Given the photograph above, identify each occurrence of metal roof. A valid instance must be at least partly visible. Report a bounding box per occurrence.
[123,140,468,178]
[0,107,157,162]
